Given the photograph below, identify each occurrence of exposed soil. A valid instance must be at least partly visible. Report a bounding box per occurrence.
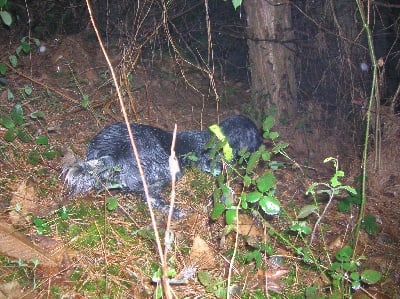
[0,31,399,298]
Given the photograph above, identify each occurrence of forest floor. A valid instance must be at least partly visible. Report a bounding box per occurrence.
[0,31,399,298]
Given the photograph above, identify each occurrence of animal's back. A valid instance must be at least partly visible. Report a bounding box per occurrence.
[87,122,172,161]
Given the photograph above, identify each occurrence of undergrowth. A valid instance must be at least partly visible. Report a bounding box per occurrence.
[0,113,383,298]
[184,116,381,298]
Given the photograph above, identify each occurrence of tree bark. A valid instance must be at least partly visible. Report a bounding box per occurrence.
[244,0,296,120]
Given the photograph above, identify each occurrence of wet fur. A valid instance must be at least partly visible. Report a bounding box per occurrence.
[63,115,262,219]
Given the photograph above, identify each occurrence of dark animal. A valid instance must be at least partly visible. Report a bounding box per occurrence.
[63,115,262,219]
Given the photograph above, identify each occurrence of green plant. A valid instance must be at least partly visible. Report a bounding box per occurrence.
[0,36,40,94]
[8,36,41,69]
[269,158,382,297]
[0,0,12,26]
[0,103,58,165]
[329,245,381,292]
[8,258,41,289]
[298,157,358,244]
[197,270,227,298]
[151,267,180,299]
[210,116,287,224]
[0,104,31,142]
[32,217,52,235]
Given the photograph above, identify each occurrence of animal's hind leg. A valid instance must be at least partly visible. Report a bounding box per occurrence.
[142,187,186,220]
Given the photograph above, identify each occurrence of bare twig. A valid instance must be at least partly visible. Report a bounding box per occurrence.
[85,1,171,297]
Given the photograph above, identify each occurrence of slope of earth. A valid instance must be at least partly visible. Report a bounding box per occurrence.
[0,31,398,298]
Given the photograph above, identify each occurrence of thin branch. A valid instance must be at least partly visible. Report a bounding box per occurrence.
[85,1,171,297]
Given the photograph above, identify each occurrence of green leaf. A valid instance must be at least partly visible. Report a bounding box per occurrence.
[259,196,280,215]
[245,191,262,203]
[30,110,45,119]
[32,38,41,47]
[245,250,262,268]
[11,104,24,125]
[17,128,31,142]
[330,262,341,272]
[3,128,17,142]
[209,124,233,162]
[59,206,69,220]
[24,85,33,95]
[361,269,381,284]
[335,245,352,262]
[20,42,31,54]
[7,88,14,100]
[297,205,318,219]
[263,116,275,132]
[305,285,319,297]
[225,208,237,225]
[9,54,17,67]
[261,150,271,161]
[197,270,214,287]
[43,149,57,160]
[342,185,357,195]
[0,11,12,26]
[0,62,7,75]
[35,135,48,145]
[337,197,352,212]
[0,0,8,8]
[81,94,89,108]
[241,199,248,209]
[106,197,118,211]
[243,175,251,187]
[343,262,357,272]
[210,203,225,220]
[351,279,361,290]
[269,160,285,170]
[289,221,312,234]
[27,150,40,165]
[33,217,50,235]
[272,142,288,154]
[232,0,242,10]
[268,131,279,140]
[33,217,45,227]
[361,215,379,235]
[256,172,276,193]
[330,170,344,187]
[0,115,15,129]
[350,272,360,280]
[214,287,227,299]
[246,150,261,173]
[16,43,30,55]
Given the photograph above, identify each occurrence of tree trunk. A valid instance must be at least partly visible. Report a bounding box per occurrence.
[244,0,296,120]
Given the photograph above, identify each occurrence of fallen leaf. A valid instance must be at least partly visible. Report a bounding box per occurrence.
[9,179,37,225]
[189,235,216,269]
[0,281,25,299]
[235,213,263,237]
[328,236,344,251]
[9,179,60,225]
[0,222,66,272]
[253,268,289,293]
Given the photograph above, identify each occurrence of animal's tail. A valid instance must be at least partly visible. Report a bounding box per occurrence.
[62,156,117,195]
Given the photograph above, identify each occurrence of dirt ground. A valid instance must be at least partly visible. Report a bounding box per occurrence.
[0,31,399,298]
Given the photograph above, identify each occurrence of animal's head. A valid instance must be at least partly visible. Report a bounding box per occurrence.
[219,115,262,155]
[198,115,262,175]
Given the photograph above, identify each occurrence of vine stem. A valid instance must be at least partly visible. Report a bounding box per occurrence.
[353,0,378,256]
[310,191,335,246]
